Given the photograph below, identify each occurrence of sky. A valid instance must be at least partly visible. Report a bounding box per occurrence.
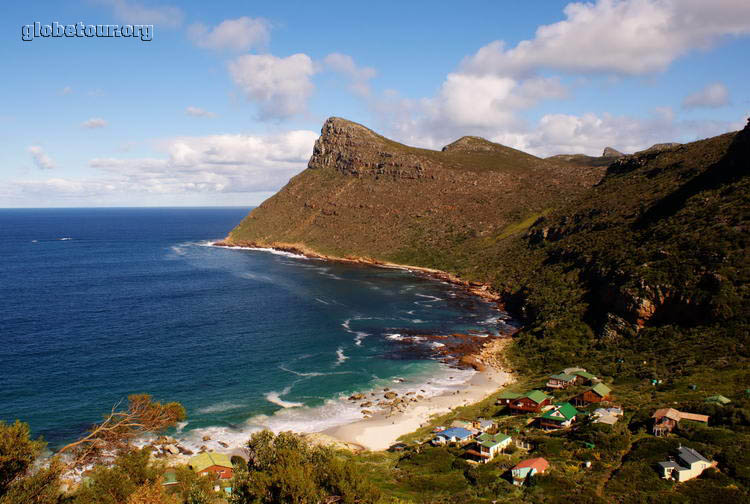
[2,0,749,208]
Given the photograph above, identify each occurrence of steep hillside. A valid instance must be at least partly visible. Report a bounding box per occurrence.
[225,117,604,266]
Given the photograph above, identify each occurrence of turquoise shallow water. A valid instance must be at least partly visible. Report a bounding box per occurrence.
[0,207,514,450]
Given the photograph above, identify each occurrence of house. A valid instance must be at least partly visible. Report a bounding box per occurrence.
[188,452,234,480]
[508,390,552,414]
[511,457,549,485]
[546,373,578,390]
[466,433,512,463]
[652,408,709,436]
[473,418,496,432]
[574,383,612,406]
[658,446,717,482]
[433,427,474,445]
[496,391,524,406]
[705,395,731,405]
[571,370,599,384]
[539,402,579,429]
[593,407,623,425]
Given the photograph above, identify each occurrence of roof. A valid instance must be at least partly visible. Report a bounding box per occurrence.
[658,461,680,470]
[705,395,731,405]
[437,427,473,439]
[678,446,710,465]
[593,415,619,425]
[549,373,576,382]
[591,383,612,397]
[513,457,549,472]
[542,402,579,422]
[572,371,597,380]
[477,419,495,428]
[525,390,550,404]
[652,408,682,421]
[477,433,510,448]
[652,408,709,423]
[189,452,233,473]
[498,391,523,400]
[679,412,709,422]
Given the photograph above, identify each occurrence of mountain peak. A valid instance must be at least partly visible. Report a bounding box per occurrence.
[602,147,624,158]
[442,136,508,153]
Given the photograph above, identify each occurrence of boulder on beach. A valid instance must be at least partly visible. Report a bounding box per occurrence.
[384,391,398,399]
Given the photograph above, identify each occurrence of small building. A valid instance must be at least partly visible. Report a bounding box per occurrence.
[188,452,234,480]
[466,433,512,463]
[433,427,474,445]
[574,383,612,406]
[473,418,496,432]
[511,457,549,486]
[571,370,599,384]
[658,446,717,482]
[705,395,731,405]
[546,373,578,390]
[497,391,524,406]
[508,390,552,414]
[652,408,709,436]
[539,402,579,429]
[593,407,623,425]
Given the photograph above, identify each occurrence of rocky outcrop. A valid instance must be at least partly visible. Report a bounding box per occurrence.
[308,117,436,179]
[602,147,624,158]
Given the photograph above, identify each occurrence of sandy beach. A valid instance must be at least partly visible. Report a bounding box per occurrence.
[323,340,514,451]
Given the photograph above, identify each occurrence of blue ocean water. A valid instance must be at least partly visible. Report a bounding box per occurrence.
[0,208,510,450]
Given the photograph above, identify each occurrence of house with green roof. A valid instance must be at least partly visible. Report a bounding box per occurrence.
[496,390,524,406]
[705,395,731,405]
[188,452,234,480]
[574,383,612,406]
[546,372,578,390]
[508,390,552,413]
[571,370,598,384]
[466,433,512,463]
[539,402,580,429]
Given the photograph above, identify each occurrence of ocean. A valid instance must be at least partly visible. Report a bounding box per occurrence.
[0,207,513,452]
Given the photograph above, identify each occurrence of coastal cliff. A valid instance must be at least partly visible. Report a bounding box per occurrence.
[225,117,749,373]
[223,117,602,266]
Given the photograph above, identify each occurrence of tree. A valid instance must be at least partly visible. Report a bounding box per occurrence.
[58,394,185,466]
[0,420,62,504]
[125,479,177,504]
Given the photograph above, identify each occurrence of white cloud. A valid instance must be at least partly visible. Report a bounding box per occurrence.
[324,53,377,97]
[494,110,745,157]
[228,53,317,120]
[461,0,750,77]
[370,0,749,155]
[682,82,730,109]
[8,131,318,204]
[185,106,217,118]
[82,118,108,129]
[188,16,270,51]
[27,146,56,170]
[101,0,184,28]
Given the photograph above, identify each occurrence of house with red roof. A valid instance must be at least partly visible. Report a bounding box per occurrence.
[511,457,549,486]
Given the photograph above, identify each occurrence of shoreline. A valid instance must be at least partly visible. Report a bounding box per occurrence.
[182,241,518,453]
[212,239,505,307]
[323,338,514,451]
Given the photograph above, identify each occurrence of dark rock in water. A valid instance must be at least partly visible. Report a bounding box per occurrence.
[602,147,624,158]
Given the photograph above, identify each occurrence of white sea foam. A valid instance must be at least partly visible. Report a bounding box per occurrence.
[174,363,477,452]
[59,237,72,241]
[203,241,311,260]
[341,317,371,346]
[265,391,304,409]
[197,401,245,414]
[385,333,404,341]
[334,347,348,366]
[415,293,442,302]
[315,298,331,305]
[279,365,325,377]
